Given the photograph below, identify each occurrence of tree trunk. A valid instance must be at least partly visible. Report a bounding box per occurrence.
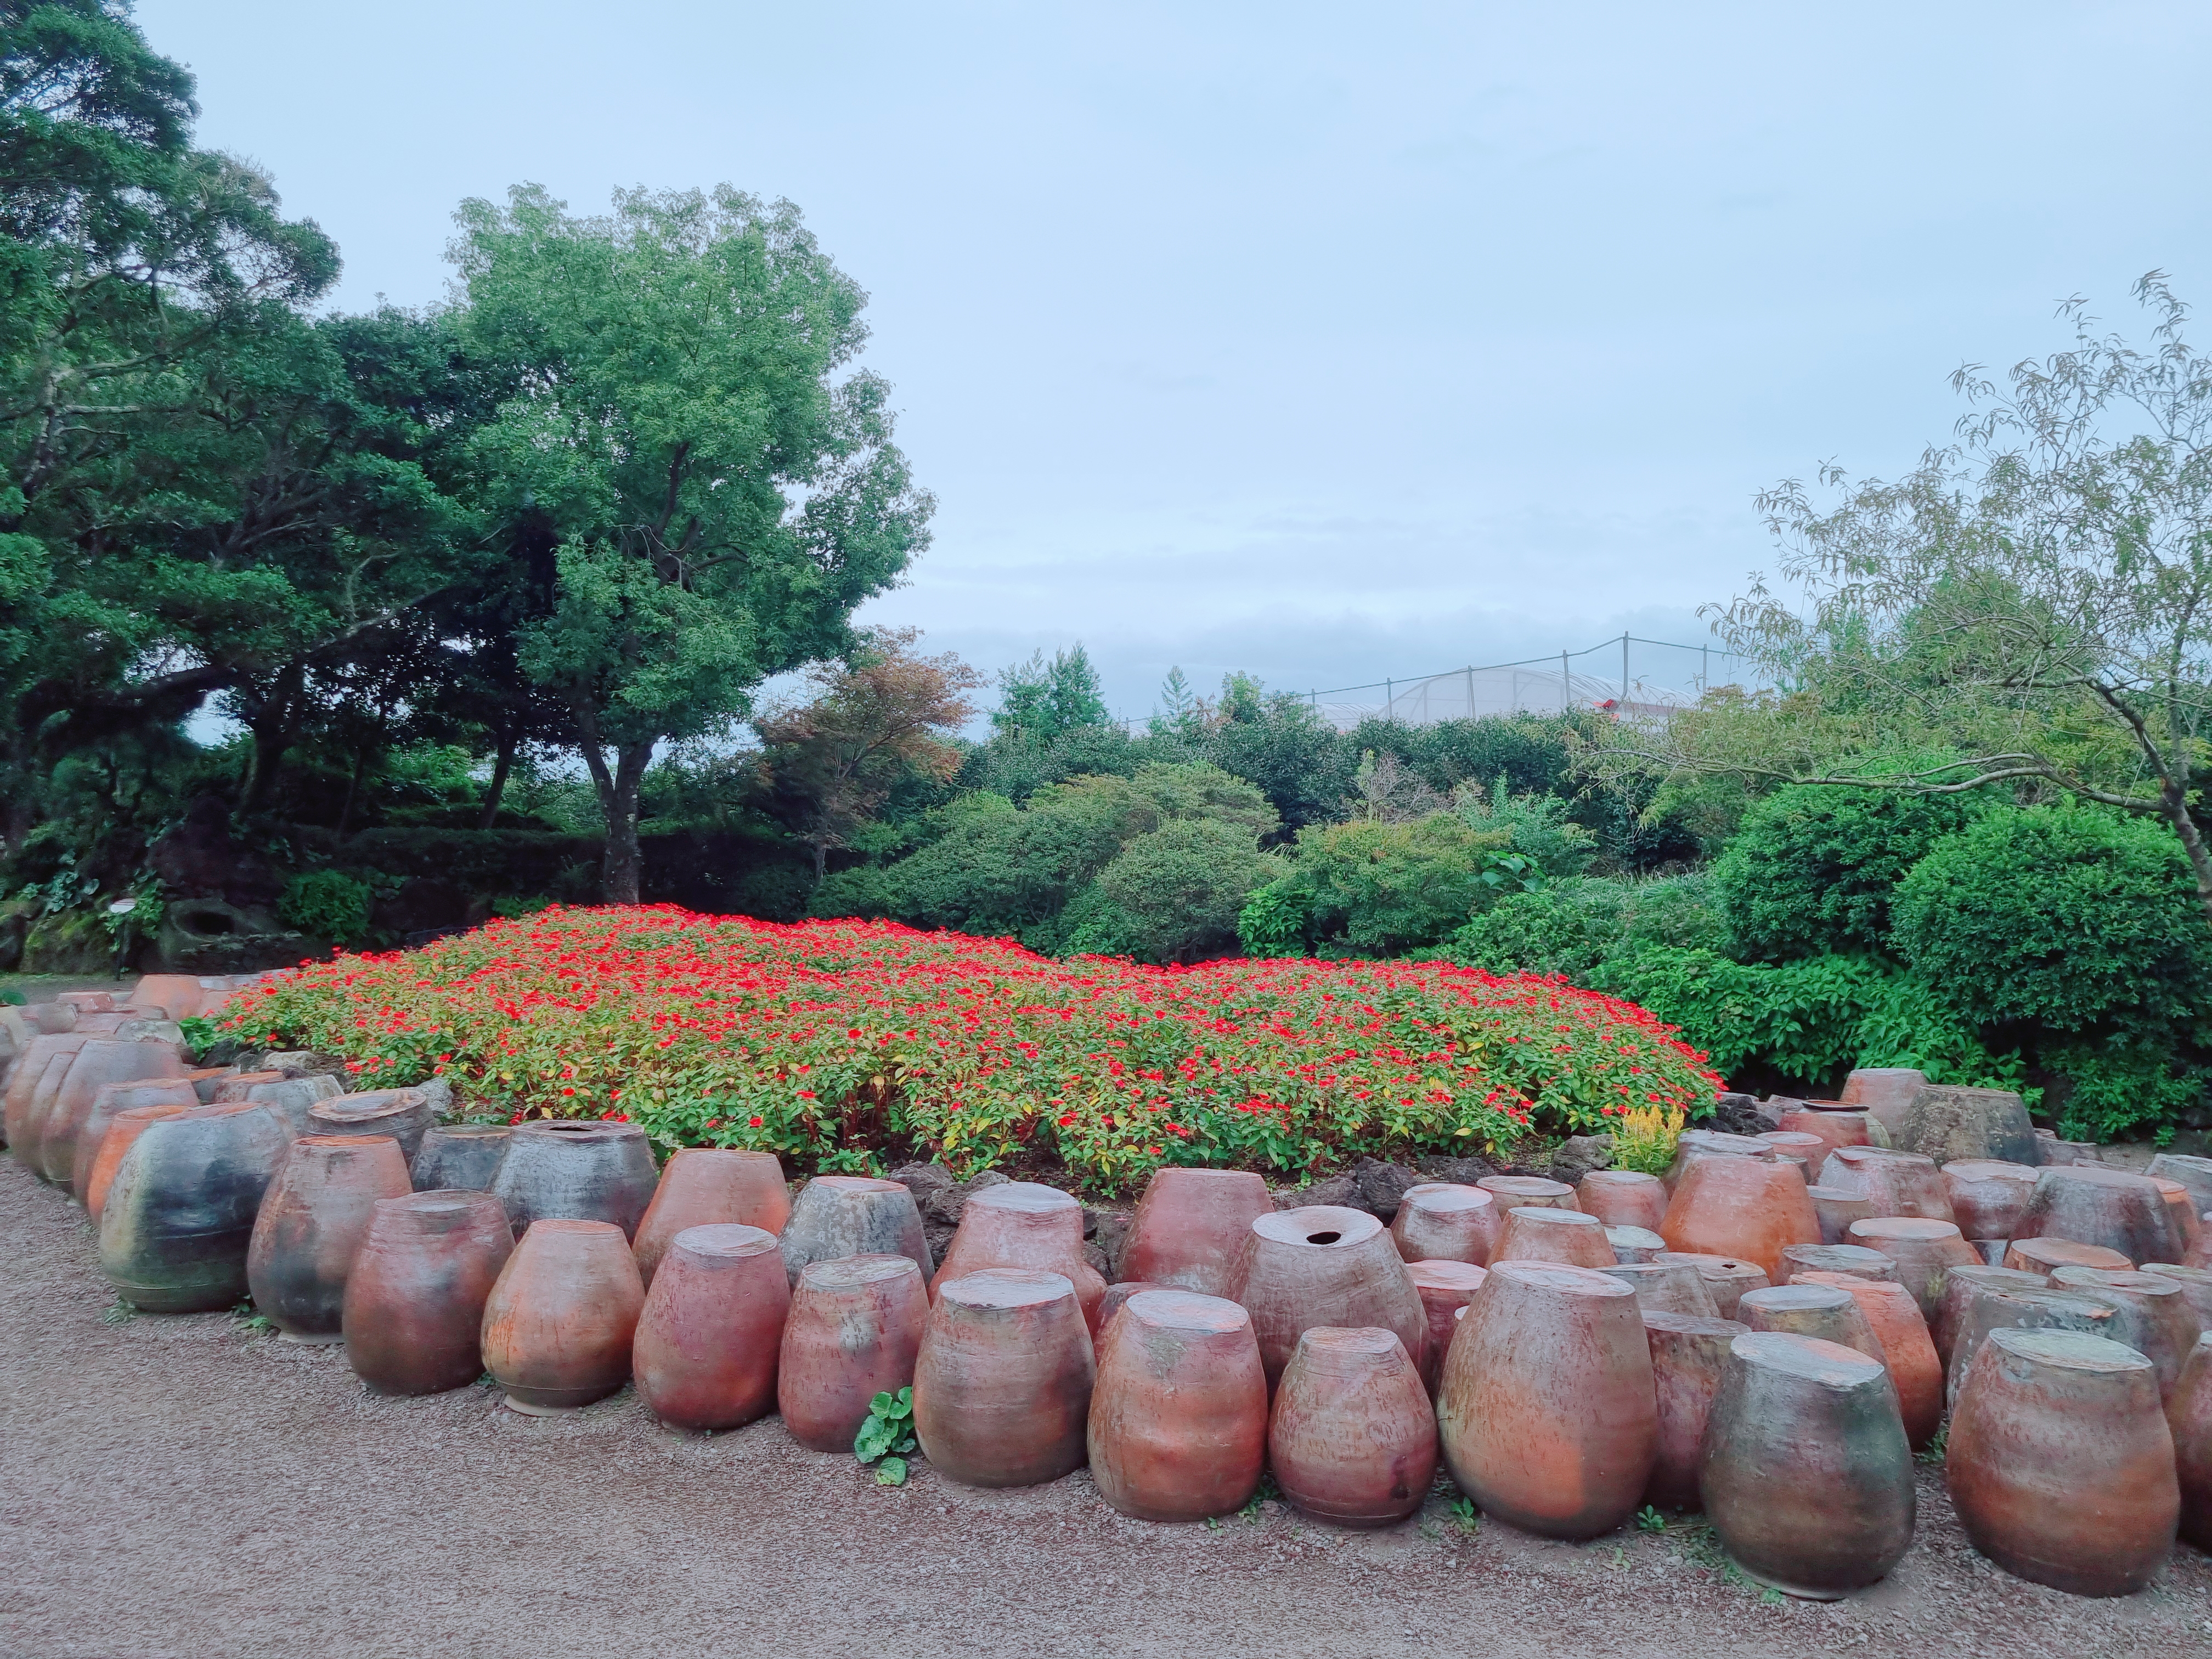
[477,726,516,832]
[580,731,656,905]
[242,662,306,814]
[812,834,828,885]
[2158,781,2212,926]
[334,746,369,838]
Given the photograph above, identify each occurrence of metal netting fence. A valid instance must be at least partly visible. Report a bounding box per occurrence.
[1303,634,1762,730]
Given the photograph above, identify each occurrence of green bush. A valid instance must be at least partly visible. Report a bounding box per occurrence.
[279,870,376,944]
[2042,1040,2207,1143]
[1437,874,1724,980]
[1280,812,1504,957]
[1455,778,1596,878]
[1066,821,1278,963]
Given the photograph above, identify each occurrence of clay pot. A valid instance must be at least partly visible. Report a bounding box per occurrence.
[1942,1160,2040,1242]
[2142,1263,2212,1325]
[1778,1244,1898,1284]
[1389,1183,1500,1266]
[188,1068,228,1103]
[4,1035,87,1153]
[1756,1131,1826,1172]
[1736,1283,1884,1365]
[1948,1328,2179,1596]
[1660,1154,1818,1280]
[2149,1177,2202,1259]
[409,1124,511,1192]
[1701,1332,1915,1598]
[1806,1184,1875,1246]
[777,1253,929,1453]
[1775,1108,1873,1154]
[778,1174,933,1286]
[1926,1263,2048,1369]
[1652,1251,1769,1319]
[57,989,115,1013]
[1944,1289,2119,1412]
[481,1218,646,1413]
[912,1268,1095,1487]
[307,1088,434,1159]
[1476,1175,1579,1212]
[1495,1206,1615,1268]
[342,1190,515,1395]
[2189,1228,2212,1271]
[1604,1226,1666,1263]
[490,1119,660,1240]
[229,1074,342,1135]
[83,1100,194,1226]
[2013,1166,2185,1268]
[1815,1147,1954,1223]
[35,1038,188,1184]
[1660,1130,1775,1193]
[1792,1272,1944,1449]
[1577,1170,1667,1232]
[633,1222,791,1431]
[1846,1217,1977,1319]
[70,1079,198,1203]
[211,1069,285,1102]
[2148,1152,2212,1220]
[2173,1334,2212,1551]
[244,1135,413,1341]
[934,1181,1105,1332]
[1115,1167,1273,1296]
[1406,1260,1487,1396]
[1599,1261,1719,1318]
[1090,1289,1267,1521]
[1438,1261,1656,1539]
[631,1148,792,1289]
[1268,1327,1436,1527]
[98,1101,295,1312]
[2046,1267,2204,1403]
[1641,1310,1748,1508]
[1838,1067,1927,1136]
[1231,1206,1427,1387]
[2005,1235,2131,1274]
[1097,1280,1166,1334]
[127,974,205,1020]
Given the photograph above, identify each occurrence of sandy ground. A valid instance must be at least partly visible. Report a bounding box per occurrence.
[4,1163,2210,1659]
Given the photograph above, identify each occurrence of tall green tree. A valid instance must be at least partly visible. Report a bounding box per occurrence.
[992,644,1110,740]
[452,184,933,901]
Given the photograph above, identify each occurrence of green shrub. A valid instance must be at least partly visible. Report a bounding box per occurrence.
[1279,812,1503,957]
[1455,778,1596,878]
[1238,878,1314,958]
[2041,1040,2207,1142]
[278,870,375,944]
[1068,821,1278,964]
[1438,874,1724,979]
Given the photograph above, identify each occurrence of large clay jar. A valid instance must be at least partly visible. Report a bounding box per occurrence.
[211,1069,285,1102]
[1390,1183,1499,1266]
[1661,1131,1775,1193]
[1477,1175,1579,1212]
[1660,1154,1818,1280]
[1577,1170,1667,1232]
[2143,1263,2212,1324]
[2174,1333,2212,1550]
[245,1135,412,1341]
[1605,1226,1666,1263]
[1736,1283,1884,1365]
[229,1074,341,1135]
[490,1119,660,1240]
[1847,1217,1977,1319]
[778,1174,933,1287]
[2013,1166,2185,1268]
[2148,1177,2202,1258]
[1929,1263,2059,1373]
[1943,1160,2039,1244]
[83,1100,194,1226]
[632,1223,791,1431]
[1701,1332,1914,1598]
[126,974,204,1020]
[35,1037,188,1184]
[1806,1184,1875,1246]
[482,1219,645,1413]
[342,1190,514,1395]
[631,1148,792,1289]
[1090,1289,1267,1521]
[1776,1108,1872,1155]
[1815,1147,1954,1223]
[71,1079,198,1203]
[1791,1271,1943,1448]
[1653,1251,1769,1319]
[1599,1261,1719,1318]
[1641,1310,1748,1509]
[98,1101,294,1312]
[1838,1067,1927,1137]
[1268,1327,1436,1527]
[1232,1206,1427,1386]
[934,1181,1105,1332]
[1438,1261,1656,1539]
[1779,1243,1898,1284]
[912,1268,1095,1487]
[1947,1328,2179,1596]
[1406,1260,1487,1396]
[2046,1267,2204,1403]
[777,1253,929,1453]
[2152,1151,2212,1215]
[410,1124,511,1192]
[1116,1167,1273,1296]
[2005,1235,2131,1274]
[1756,1131,1827,1173]
[1496,1206,1615,1268]
[1097,1280,1166,1334]
[1944,1288,2118,1412]
[308,1088,434,1159]
[5,1034,89,1159]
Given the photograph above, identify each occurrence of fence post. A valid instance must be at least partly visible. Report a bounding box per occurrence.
[1384,678,1392,723]
[1560,651,1570,714]
[1621,632,1630,707]
[1465,664,1474,720]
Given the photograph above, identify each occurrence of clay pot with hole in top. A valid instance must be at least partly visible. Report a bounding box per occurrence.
[342,1189,514,1395]
[1791,1272,1943,1448]
[1943,1160,2040,1244]
[2004,1235,2130,1275]
[1578,1170,1666,1232]
[1599,1261,1719,1318]
[1390,1183,1499,1266]
[1438,1261,1656,1539]
[99,1101,294,1311]
[1477,1175,1579,1212]
[84,1101,193,1226]
[2013,1166,2185,1268]
[1779,1243,1898,1285]
[934,1181,1105,1331]
[633,1223,791,1431]
[1231,1206,1427,1387]
[409,1124,511,1193]
[1654,1252,1769,1319]
[1660,1155,1819,1281]
[1807,1185,1875,1246]
[245,1135,413,1341]
[913,1268,1095,1487]
[35,1038,189,1184]
[631,1148,791,1289]
[481,1218,646,1414]
[1496,1206,1615,1268]
[2173,1334,2212,1551]
[2047,1267,2204,1403]
[1736,1283,1886,1366]
[1701,1332,1915,1599]
[778,1175,933,1287]
[1815,1147,1953,1223]
[1115,1167,1273,1296]
[777,1253,930,1453]
[1406,1260,1487,1397]
[490,1119,660,1240]
[71,1079,198,1203]
[1948,1329,2179,1596]
[1268,1326,1436,1528]
[1642,1310,1748,1509]
[1847,1217,1977,1320]
[1090,1289,1267,1522]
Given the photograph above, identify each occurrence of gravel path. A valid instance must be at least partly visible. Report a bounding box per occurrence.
[3,1159,2208,1659]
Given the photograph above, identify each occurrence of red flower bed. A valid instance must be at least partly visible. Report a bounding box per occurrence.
[229,906,1720,1190]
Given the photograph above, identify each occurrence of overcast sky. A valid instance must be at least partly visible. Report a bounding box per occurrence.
[140,1,2212,721]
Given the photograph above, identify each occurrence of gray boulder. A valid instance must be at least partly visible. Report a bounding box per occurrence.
[1549,1135,1615,1184]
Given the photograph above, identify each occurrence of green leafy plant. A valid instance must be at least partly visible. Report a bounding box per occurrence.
[1448,1495,1481,1535]
[1915,1424,1948,1465]
[278,870,376,945]
[1240,1471,1280,1522]
[230,1299,275,1335]
[854,1386,917,1485]
[1635,1505,1667,1533]
[177,1015,218,1054]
